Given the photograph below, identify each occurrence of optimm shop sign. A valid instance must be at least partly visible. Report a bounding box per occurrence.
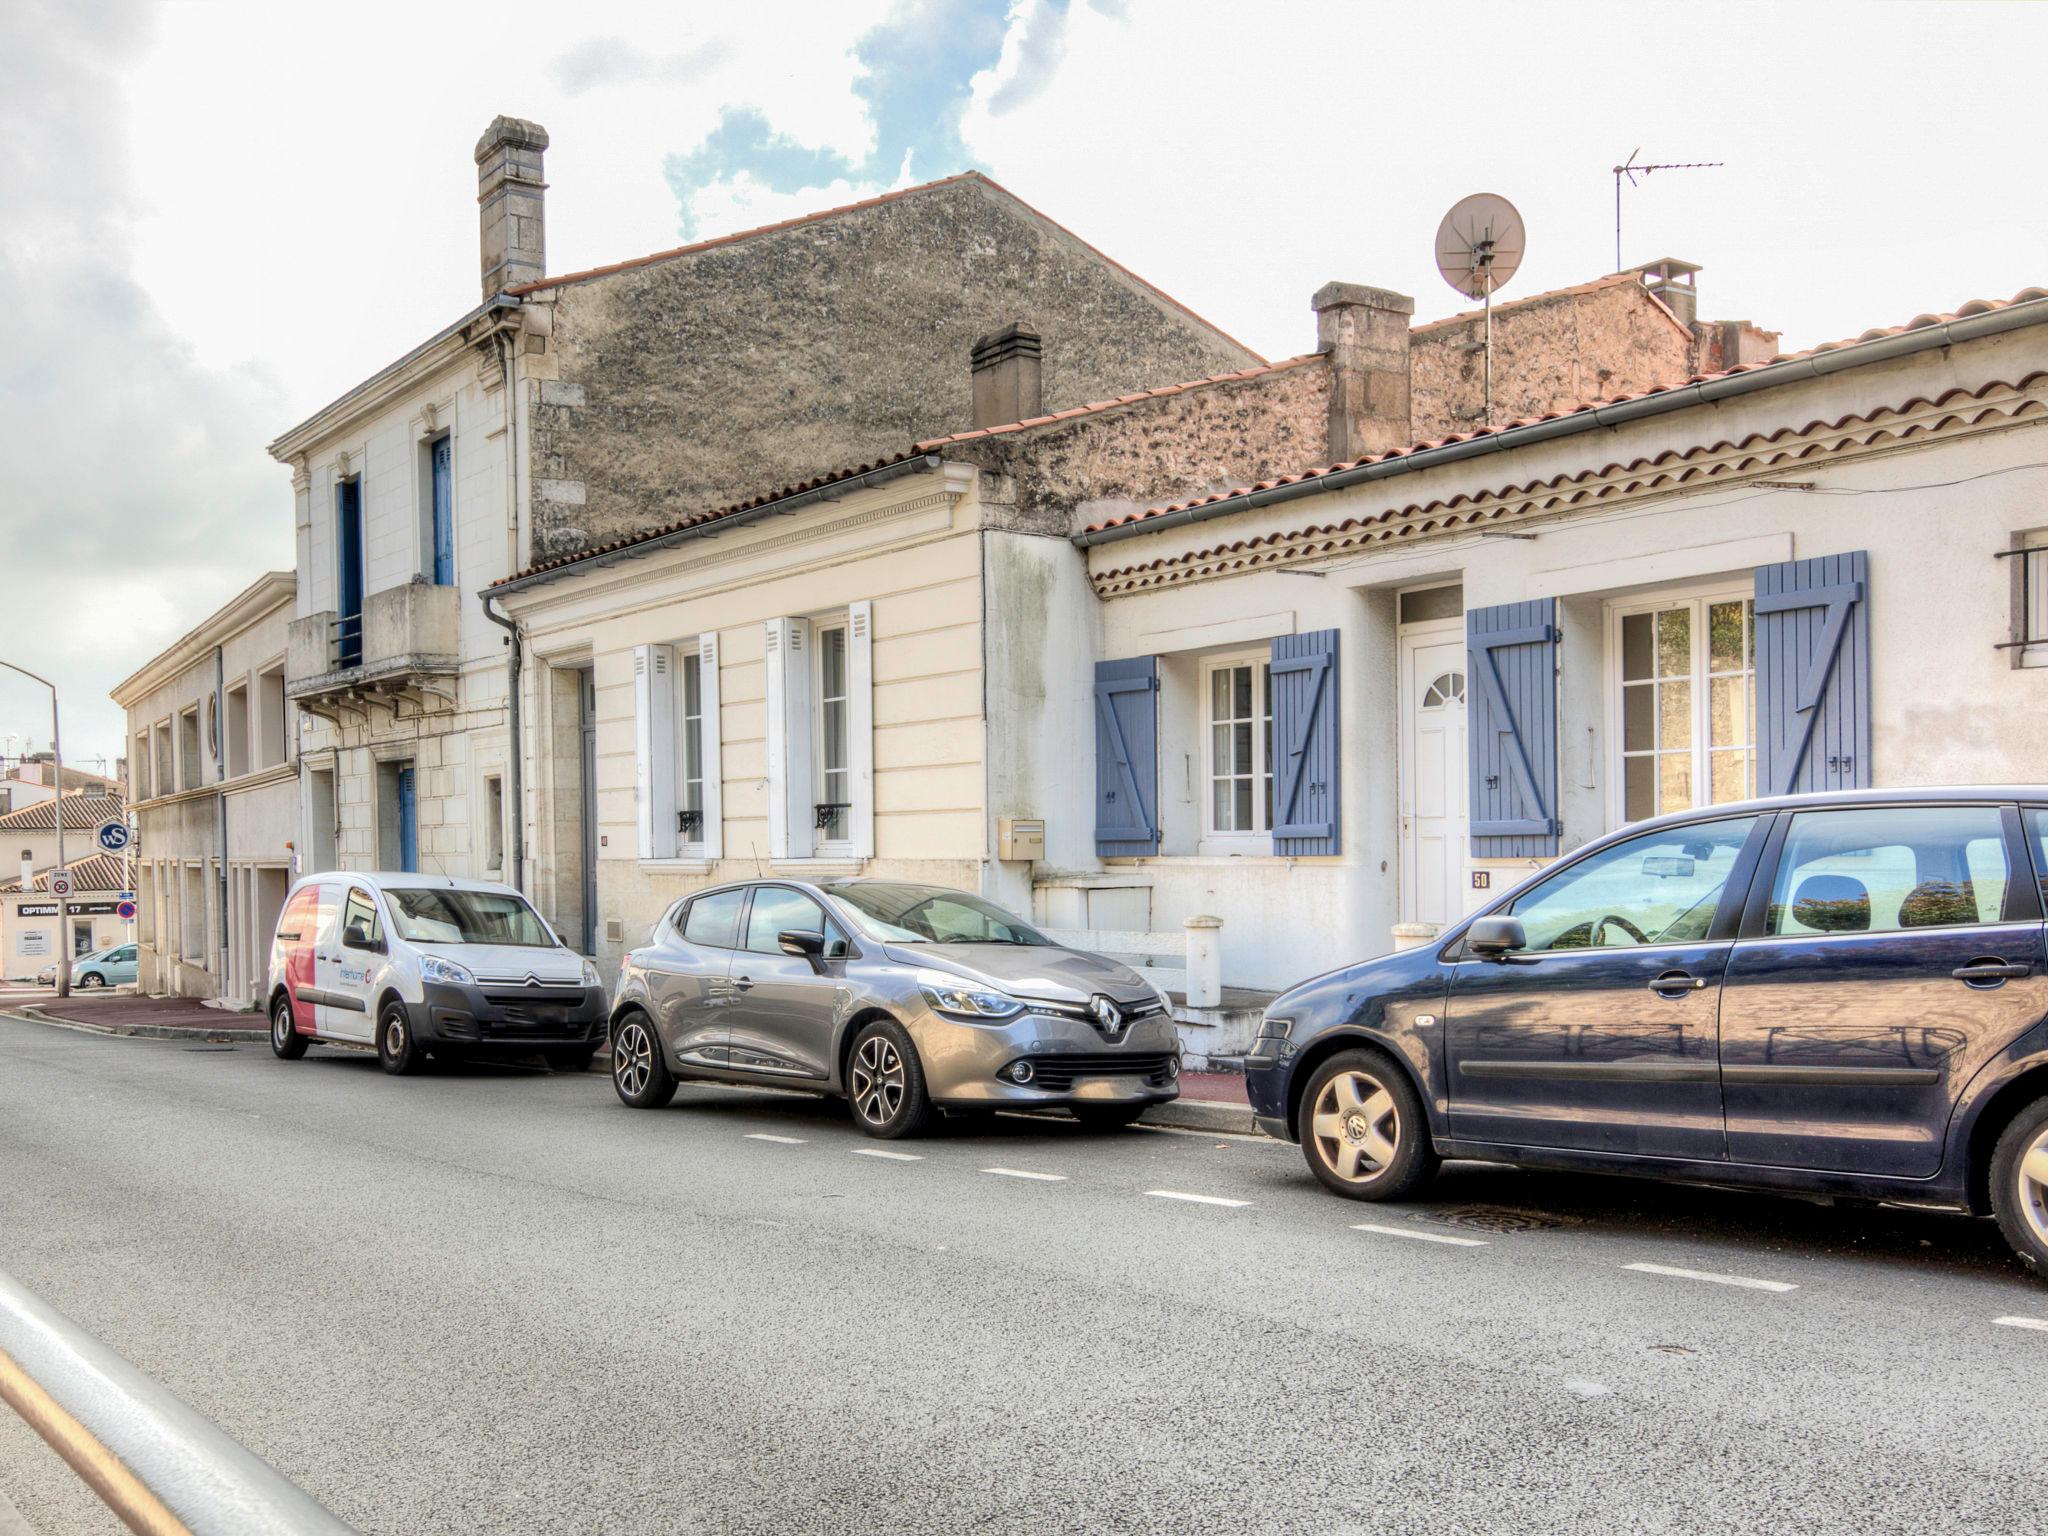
[17,902,122,917]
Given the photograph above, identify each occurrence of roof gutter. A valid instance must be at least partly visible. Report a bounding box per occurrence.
[487,455,947,600]
[1075,293,2048,549]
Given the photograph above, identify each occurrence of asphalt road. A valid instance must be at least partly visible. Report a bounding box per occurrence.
[2,1015,2045,1536]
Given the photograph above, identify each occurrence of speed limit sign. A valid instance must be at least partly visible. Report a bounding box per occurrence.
[50,872,73,897]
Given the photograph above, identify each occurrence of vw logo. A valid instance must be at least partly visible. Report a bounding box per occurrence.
[1087,995,1124,1032]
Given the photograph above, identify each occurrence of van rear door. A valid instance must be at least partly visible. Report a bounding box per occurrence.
[277,884,323,1037]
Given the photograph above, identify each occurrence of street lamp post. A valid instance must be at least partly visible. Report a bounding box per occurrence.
[0,660,71,997]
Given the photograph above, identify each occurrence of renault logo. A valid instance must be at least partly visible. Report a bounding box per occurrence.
[1087,995,1124,1032]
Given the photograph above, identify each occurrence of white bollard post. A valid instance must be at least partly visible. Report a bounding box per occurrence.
[1183,915,1223,1008]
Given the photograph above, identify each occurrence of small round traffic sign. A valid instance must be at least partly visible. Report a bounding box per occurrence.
[117,900,137,921]
[97,821,131,853]
[50,872,72,896]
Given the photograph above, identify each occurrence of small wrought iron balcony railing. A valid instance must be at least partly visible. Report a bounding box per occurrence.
[331,612,364,671]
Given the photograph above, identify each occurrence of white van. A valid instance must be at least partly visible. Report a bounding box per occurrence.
[264,873,607,1075]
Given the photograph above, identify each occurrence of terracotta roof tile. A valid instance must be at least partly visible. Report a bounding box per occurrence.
[0,793,126,832]
[1083,286,2048,536]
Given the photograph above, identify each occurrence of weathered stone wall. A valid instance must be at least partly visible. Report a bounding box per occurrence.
[526,175,1261,558]
[945,359,1332,535]
[1409,278,1699,438]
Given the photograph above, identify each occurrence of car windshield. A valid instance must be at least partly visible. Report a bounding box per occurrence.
[383,888,555,947]
[824,882,1049,946]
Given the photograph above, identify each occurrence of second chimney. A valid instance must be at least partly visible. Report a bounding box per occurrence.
[971,323,1044,429]
[476,115,549,299]
[1313,282,1414,462]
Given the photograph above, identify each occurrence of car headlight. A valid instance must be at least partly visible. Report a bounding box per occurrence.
[1149,982,1174,1013]
[580,958,603,988]
[420,954,474,986]
[917,971,1026,1022]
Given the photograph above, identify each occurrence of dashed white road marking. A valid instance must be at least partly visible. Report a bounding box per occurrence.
[1994,1315,2048,1333]
[743,1133,806,1145]
[1624,1262,1796,1293]
[1351,1222,1488,1248]
[1146,1189,1251,1208]
[981,1167,1066,1182]
[854,1148,922,1161]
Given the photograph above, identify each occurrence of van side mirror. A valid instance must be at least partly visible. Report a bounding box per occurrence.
[343,921,383,953]
[1466,915,1527,960]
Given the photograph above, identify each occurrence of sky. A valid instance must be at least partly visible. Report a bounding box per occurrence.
[3,0,2044,770]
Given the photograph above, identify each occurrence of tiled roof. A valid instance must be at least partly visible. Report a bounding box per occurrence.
[913,355,1321,449]
[0,793,126,832]
[506,170,1261,361]
[1083,286,2048,536]
[494,353,1330,589]
[0,852,129,895]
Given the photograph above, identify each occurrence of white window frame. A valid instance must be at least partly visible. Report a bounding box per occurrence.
[634,634,724,866]
[1198,650,1274,855]
[1603,582,1757,830]
[813,618,853,856]
[676,634,722,861]
[764,606,872,864]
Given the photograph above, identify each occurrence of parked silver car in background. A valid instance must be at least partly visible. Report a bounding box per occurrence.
[608,879,1182,1136]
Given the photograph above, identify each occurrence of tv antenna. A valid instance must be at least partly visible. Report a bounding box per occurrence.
[1434,192,1525,428]
[1613,149,1722,272]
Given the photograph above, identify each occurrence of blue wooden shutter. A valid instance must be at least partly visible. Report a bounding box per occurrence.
[1270,630,1340,855]
[1468,599,1559,856]
[398,767,418,873]
[1094,658,1160,857]
[431,437,455,586]
[1755,551,1870,794]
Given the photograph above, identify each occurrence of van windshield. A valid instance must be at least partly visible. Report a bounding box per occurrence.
[384,888,555,948]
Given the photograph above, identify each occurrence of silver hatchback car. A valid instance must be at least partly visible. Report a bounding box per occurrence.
[607,879,1182,1137]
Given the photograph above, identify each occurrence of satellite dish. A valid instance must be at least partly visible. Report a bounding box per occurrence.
[1434,193,1525,301]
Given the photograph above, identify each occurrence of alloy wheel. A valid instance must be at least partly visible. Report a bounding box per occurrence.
[274,1004,291,1047]
[615,1021,653,1099]
[851,1035,906,1127]
[1310,1069,1400,1184]
[2018,1126,2048,1249]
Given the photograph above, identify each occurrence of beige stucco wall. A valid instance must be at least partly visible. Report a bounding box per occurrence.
[509,470,993,972]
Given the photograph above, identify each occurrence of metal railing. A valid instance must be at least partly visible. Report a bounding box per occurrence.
[330,613,363,671]
[0,1266,356,1535]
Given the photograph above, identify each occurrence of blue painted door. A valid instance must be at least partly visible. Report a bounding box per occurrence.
[431,437,455,585]
[1718,802,2046,1176]
[1094,658,1161,858]
[336,479,364,668]
[1444,814,1765,1158]
[398,767,418,873]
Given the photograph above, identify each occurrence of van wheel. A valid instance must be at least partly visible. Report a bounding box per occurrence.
[847,1019,932,1139]
[377,1002,425,1076]
[612,1014,676,1108]
[1989,1096,2048,1275]
[1298,1048,1438,1201]
[270,996,308,1060]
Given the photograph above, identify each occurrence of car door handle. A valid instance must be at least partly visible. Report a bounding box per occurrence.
[731,975,754,991]
[1647,971,1709,995]
[1953,961,2032,984]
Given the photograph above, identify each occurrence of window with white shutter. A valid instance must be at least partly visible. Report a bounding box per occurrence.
[680,633,723,860]
[765,607,873,862]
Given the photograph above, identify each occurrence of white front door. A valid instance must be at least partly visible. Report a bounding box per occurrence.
[1400,627,1469,929]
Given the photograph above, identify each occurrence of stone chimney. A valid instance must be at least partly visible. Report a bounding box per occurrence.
[1313,282,1414,462]
[1639,257,1702,327]
[475,116,549,299]
[971,323,1044,429]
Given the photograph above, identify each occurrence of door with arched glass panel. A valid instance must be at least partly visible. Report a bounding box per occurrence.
[1400,626,1468,927]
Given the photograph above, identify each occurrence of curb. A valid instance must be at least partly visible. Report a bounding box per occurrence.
[584,1046,1257,1134]
[0,1007,266,1045]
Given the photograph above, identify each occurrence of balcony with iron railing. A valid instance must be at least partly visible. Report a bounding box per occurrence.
[287,579,460,718]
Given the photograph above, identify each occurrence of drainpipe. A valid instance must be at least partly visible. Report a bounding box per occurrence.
[215,645,229,998]
[480,594,523,892]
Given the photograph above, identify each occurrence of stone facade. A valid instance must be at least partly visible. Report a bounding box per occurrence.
[516,173,1263,558]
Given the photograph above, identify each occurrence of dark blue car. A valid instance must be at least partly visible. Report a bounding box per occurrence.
[1245,789,2048,1275]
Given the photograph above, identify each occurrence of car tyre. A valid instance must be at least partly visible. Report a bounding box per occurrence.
[548,1043,599,1074]
[1988,1095,2048,1275]
[611,1013,677,1109]
[1298,1048,1437,1201]
[846,1018,933,1140]
[78,971,105,989]
[1070,1103,1148,1131]
[270,995,308,1060]
[376,1001,425,1076]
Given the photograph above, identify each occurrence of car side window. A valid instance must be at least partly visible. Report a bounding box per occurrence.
[2022,811,2048,909]
[115,947,135,962]
[342,889,381,946]
[1766,806,2009,936]
[277,888,317,942]
[742,887,850,957]
[681,888,746,949]
[1507,816,1759,952]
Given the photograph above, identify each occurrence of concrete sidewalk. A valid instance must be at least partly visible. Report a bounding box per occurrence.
[2,994,267,1042]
